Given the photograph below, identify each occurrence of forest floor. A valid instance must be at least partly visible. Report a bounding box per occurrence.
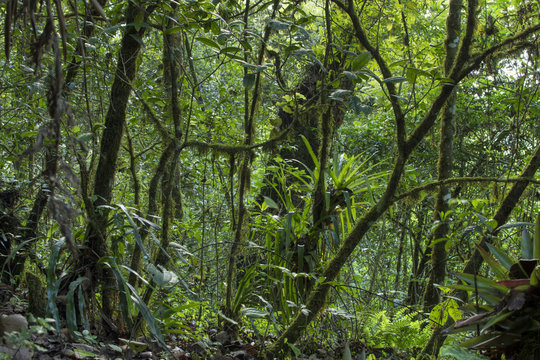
[0,286,409,359]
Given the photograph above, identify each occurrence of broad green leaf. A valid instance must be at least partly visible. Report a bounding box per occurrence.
[133,11,144,32]
[126,283,166,347]
[481,312,512,333]
[486,243,516,270]
[485,219,498,232]
[217,310,238,325]
[351,52,371,71]
[460,334,498,348]
[66,277,88,338]
[454,273,509,296]
[47,238,65,333]
[220,46,242,54]
[440,343,489,359]
[530,266,540,287]
[522,228,533,259]
[263,196,279,209]
[243,73,256,89]
[268,20,290,31]
[475,244,508,280]
[241,307,269,318]
[348,96,372,115]
[196,37,220,50]
[497,222,534,230]
[405,67,432,81]
[329,89,352,101]
[74,349,100,357]
[382,76,408,84]
[164,26,183,34]
[287,342,301,357]
[445,283,502,305]
[343,342,352,360]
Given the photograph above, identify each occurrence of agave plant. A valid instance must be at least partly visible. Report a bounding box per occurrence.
[447,213,540,358]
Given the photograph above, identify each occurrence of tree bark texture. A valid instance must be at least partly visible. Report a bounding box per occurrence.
[76,0,153,333]
[422,0,462,310]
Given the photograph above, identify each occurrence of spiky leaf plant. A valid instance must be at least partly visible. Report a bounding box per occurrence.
[447,214,540,358]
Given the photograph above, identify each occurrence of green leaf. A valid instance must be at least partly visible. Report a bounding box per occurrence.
[243,73,256,89]
[440,343,489,359]
[522,228,533,259]
[47,238,65,333]
[133,11,145,32]
[102,258,133,329]
[117,204,151,261]
[196,37,220,50]
[147,264,178,287]
[66,277,88,338]
[287,342,301,357]
[268,19,290,31]
[382,76,408,84]
[454,273,509,296]
[300,135,320,178]
[74,349,100,357]
[405,67,432,82]
[263,196,279,209]
[343,342,352,360]
[348,96,372,115]
[329,89,352,101]
[126,283,166,347]
[77,133,93,143]
[217,310,238,325]
[240,307,269,318]
[475,243,508,280]
[530,266,540,287]
[497,222,534,230]
[351,52,371,71]
[445,284,502,305]
[486,243,516,270]
[481,312,512,333]
[220,46,242,54]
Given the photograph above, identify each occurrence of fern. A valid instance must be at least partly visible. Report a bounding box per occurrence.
[361,309,430,350]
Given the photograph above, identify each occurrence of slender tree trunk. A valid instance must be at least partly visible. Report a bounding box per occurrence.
[76,0,153,334]
[422,0,462,310]
[225,0,279,321]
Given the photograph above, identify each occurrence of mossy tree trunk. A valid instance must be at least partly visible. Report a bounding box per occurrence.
[422,0,462,310]
[75,0,154,334]
[225,0,279,322]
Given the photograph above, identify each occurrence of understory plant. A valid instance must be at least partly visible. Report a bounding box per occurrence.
[446,213,540,358]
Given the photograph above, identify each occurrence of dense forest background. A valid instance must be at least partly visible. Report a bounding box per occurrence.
[0,0,539,358]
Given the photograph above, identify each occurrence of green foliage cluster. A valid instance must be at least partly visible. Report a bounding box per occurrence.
[0,0,538,357]
[360,309,430,351]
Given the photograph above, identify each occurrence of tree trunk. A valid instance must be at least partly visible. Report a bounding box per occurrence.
[76,0,153,334]
[422,0,462,310]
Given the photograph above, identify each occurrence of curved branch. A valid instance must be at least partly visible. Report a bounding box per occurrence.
[332,0,406,152]
[394,176,540,203]
[458,22,540,81]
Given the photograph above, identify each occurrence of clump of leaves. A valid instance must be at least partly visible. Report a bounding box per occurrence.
[447,215,540,357]
[361,308,430,351]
